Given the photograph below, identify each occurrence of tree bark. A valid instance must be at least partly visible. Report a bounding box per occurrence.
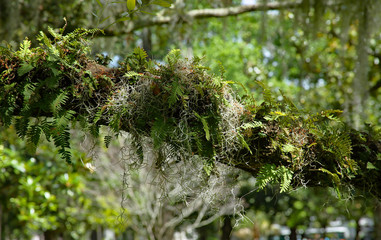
[351,0,371,130]
[221,215,233,240]
[142,27,152,58]
[354,218,360,240]
[43,230,60,240]
[0,203,2,240]
[289,226,297,240]
[374,201,381,240]
[197,225,209,240]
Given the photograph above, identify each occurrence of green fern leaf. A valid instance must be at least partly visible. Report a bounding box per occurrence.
[165,49,181,67]
[168,81,184,107]
[18,63,34,76]
[51,91,69,114]
[194,112,210,141]
[104,135,112,148]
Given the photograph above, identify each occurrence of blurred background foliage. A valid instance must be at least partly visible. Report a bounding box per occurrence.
[0,126,127,239]
[1,0,381,239]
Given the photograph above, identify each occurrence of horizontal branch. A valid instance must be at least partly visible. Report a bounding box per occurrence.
[103,1,302,36]
[1,31,380,199]
[102,0,344,36]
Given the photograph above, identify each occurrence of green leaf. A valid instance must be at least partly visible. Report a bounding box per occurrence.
[282,144,296,153]
[237,132,252,154]
[116,16,131,23]
[194,112,210,141]
[18,63,34,76]
[127,0,135,10]
[152,0,172,7]
[96,0,103,7]
[104,136,112,148]
[367,162,378,170]
[100,16,111,24]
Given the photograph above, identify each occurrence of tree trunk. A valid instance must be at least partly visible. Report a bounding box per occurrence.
[220,215,233,240]
[354,218,361,240]
[142,27,152,57]
[374,201,381,240]
[0,203,2,240]
[289,226,297,240]
[43,230,60,240]
[197,225,209,240]
[351,0,371,129]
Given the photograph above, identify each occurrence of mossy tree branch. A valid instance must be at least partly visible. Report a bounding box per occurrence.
[0,29,380,199]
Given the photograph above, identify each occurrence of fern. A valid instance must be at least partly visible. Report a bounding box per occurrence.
[17,39,33,61]
[318,168,341,185]
[37,31,53,48]
[124,47,148,72]
[150,117,173,149]
[17,63,34,76]
[237,132,252,154]
[23,83,36,103]
[124,71,141,79]
[194,112,210,141]
[240,121,264,130]
[168,80,184,108]
[104,135,112,148]
[133,47,148,64]
[109,112,121,133]
[279,90,298,111]
[51,124,72,163]
[256,164,293,192]
[217,61,226,78]
[26,124,42,146]
[15,116,29,138]
[51,91,69,115]
[255,80,275,105]
[165,49,181,67]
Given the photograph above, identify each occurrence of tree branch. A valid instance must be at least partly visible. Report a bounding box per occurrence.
[103,1,302,36]
[1,33,380,199]
[102,0,344,37]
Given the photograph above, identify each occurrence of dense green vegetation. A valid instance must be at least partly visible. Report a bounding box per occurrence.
[1,0,381,239]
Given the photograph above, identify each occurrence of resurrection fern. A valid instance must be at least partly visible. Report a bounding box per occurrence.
[256,164,294,193]
[150,117,174,149]
[51,91,69,115]
[165,49,181,68]
[168,80,184,108]
[0,28,100,163]
[124,47,149,72]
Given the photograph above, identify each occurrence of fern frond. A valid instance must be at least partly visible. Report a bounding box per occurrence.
[256,164,293,192]
[18,39,32,61]
[168,81,184,108]
[124,71,141,79]
[104,135,112,148]
[279,166,293,193]
[240,121,264,130]
[26,124,42,146]
[15,116,29,138]
[318,168,341,185]
[151,117,172,149]
[51,91,69,115]
[133,47,148,63]
[194,112,210,141]
[255,80,275,105]
[165,49,181,67]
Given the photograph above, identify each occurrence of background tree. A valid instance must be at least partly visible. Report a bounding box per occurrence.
[0,127,126,239]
